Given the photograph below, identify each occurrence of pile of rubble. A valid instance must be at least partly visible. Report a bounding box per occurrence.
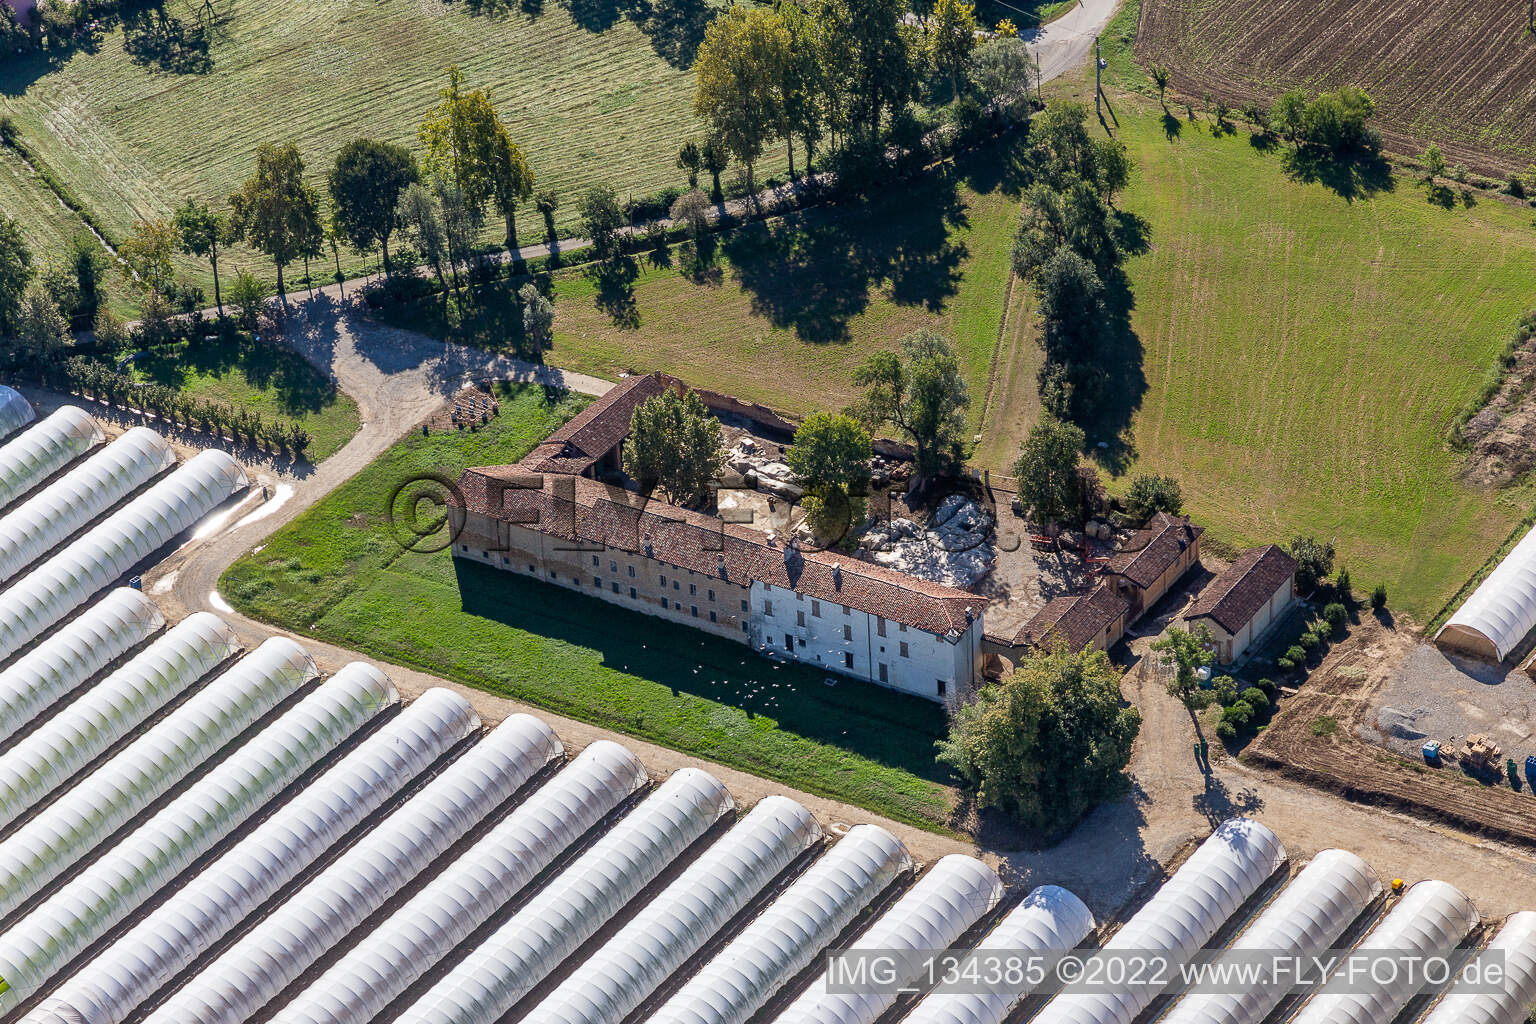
[858,494,996,589]
[723,438,804,501]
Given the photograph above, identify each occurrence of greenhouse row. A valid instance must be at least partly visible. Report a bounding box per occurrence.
[0,636,319,923]
[267,738,653,1024]
[0,384,35,441]
[1422,911,1536,1024]
[0,611,241,832]
[0,405,101,513]
[22,687,479,1024]
[0,448,247,662]
[0,425,174,584]
[0,662,397,1013]
[0,586,164,746]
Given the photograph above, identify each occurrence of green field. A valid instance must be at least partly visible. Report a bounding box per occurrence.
[383,142,1024,424]
[220,382,958,831]
[0,0,743,300]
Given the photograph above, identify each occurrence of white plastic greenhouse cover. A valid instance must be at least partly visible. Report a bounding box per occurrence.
[1422,911,1536,1024]
[0,406,101,514]
[649,825,914,1024]
[526,796,823,1024]
[773,854,1005,1024]
[0,610,240,832]
[0,426,174,584]
[270,738,650,1024]
[901,885,1096,1024]
[0,587,164,745]
[0,636,318,922]
[0,661,397,1013]
[395,766,736,1024]
[0,448,248,662]
[1437,520,1536,660]
[142,714,564,1024]
[1291,879,1479,1024]
[1032,817,1287,1024]
[23,687,479,1024]
[1160,849,1381,1024]
[0,385,34,441]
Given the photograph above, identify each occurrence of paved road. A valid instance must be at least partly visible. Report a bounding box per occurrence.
[1024,0,1124,84]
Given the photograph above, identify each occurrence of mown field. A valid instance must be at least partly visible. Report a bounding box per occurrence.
[1135,0,1536,173]
[0,0,743,300]
[220,382,959,832]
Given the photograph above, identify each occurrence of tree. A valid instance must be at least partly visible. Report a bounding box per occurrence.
[969,37,1037,122]
[0,213,31,337]
[227,270,269,330]
[62,232,108,324]
[929,0,978,98]
[1012,418,1084,526]
[172,201,225,315]
[1012,181,1116,279]
[778,1,826,175]
[228,141,323,295]
[418,65,524,226]
[519,281,553,357]
[395,182,448,292]
[578,184,626,263]
[693,5,790,200]
[40,259,81,324]
[14,282,69,362]
[1152,624,1215,729]
[676,140,703,188]
[937,640,1140,832]
[1272,88,1307,144]
[851,329,970,479]
[93,307,129,350]
[327,139,418,276]
[807,0,914,138]
[118,217,180,296]
[1091,137,1131,205]
[1151,65,1170,107]
[535,188,560,247]
[622,388,724,506]
[669,189,711,241]
[434,176,480,293]
[488,127,535,253]
[1035,246,1105,366]
[786,412,872,538]
[700,137,729,202]
[1287,535,1335,593]
[1421,141,1446,184]
[1124,474,1182,522]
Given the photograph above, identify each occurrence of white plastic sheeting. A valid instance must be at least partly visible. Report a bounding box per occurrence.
[774,855,1005,1024]
[0,448,247,662]
[0,636,317,922]
[1291,879,1480,1024]
[902,885,1097,1024]
[0,611,240,831]
[0,385,34,441]
[1422,911,1536,1024]
[23,688,480,1024]
[0,426,174,584]
[0,588,163,745]
[650,825,914,1024]
[143,714,564,1024]
[527,796,823,1024]
[1032,818,1287,1024]
[0,406,101,513]
[1437,521,1536,660]
[270,739,650,1024]
[395,766,736,1024]
[1161,849,1381,1024]
[0,661,397,1013]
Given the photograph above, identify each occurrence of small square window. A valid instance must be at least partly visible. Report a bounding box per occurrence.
[900,642,909,658]
[528,563,535,572]
[673,580,680,591]
[550,570,557,579]
[741,599,749,612]
[611,582,619,594]
[689,584,697,596]
[609,559,617,573]
[628,565,635,577]
[811,600,821,617]
[708,589,715,602]
[502,556,509,565]
[843,652,854,668]
[797,637,805,647]
[899,622,907,632]
[593,577,601,587]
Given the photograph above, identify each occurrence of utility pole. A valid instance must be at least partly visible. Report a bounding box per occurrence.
[1095,35,1102,121]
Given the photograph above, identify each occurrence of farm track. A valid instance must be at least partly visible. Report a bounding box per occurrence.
[1135,0,1536,173]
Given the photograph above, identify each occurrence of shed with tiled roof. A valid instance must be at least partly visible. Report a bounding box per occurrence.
[1016,585,1131,655]
[1104,511,1203,619]
[1185,544,1297,663]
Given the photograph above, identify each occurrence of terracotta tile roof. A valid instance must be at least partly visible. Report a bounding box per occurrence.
[1016,585,1130,653]
[1106,511,1205,589]
[521,373,677,475]
[454,467,983,637]
[1186,544,1297,635]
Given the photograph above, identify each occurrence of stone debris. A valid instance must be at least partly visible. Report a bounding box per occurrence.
[858,495,996,589]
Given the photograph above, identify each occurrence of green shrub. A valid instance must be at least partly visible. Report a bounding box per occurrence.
[1276,656,1295,672]
[1323,602,1348,628]
[1311,715,1338,738]
[1222,701,1254,727]
[1216,721,1237,742]
[1371,583,1388,609]
[1335,567,1353,604]
[1255,677,1278,696]
[1297,631,1319,650]
[1240,686,1270,711]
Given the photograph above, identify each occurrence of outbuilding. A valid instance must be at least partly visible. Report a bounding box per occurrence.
[1184,544,1297,663]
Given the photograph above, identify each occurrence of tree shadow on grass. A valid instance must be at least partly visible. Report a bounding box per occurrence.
[133,329,340,417]
[1281,146,1395,203]
[591,257,640,329]
[1162,110,1182,142]
[481,0,709,67]
[452,557,954,786]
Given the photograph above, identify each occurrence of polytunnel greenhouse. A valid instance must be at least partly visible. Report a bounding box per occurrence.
[902,885,1097,1024]
[1161,849,1381,1024]
[525,795,823,1024]
[648,824,913,1024]
[0,384,34,440]
[394,766,736,1024]
[1422,911,1536,1024]
[0,611,240,831]
[0,587,164,745]
[0,636,319,922]
[0,426,174,583]
[0,405,101,513]
[1291,879,1479,1024]
[268,739,652,1024]
[0,662,396,1014]
[143,714,564,1024]
[0,448,246,661]
[1032,817,1288,1024]
[773,854,1005,1024]
[1437,520,1536,661]
[23,688,479,1024]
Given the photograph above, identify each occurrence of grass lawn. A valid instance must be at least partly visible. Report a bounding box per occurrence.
[220,382,959,832]
[130,337,361,461]
[0,0,746,301]
[381,138,1025,426]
